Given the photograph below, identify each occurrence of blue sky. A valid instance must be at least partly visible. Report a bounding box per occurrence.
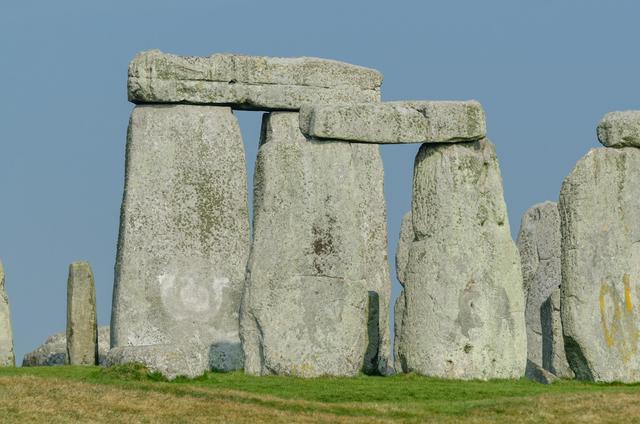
[1,0,638,362]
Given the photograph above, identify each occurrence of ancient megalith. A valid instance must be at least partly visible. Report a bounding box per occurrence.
[516,202,572,380]
[23,326,110,367]
[241,112,392,377]
[0,260,15,367]
[394,211,412,369]
[111,104,250,375]
[67,261,98,365]
[128,50,382,110]
[560,145,640,382]
[397,138,526,379]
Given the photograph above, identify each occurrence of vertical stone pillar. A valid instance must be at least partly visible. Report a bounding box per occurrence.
[67,261,98,365]
[110,105,250,376]
[393,211,412,371]
[397,138,526,379]
[0,260,15,367]
[240,112,392,377]
[517,202,572,381]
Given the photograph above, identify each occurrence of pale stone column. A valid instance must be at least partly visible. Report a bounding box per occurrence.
[0,260,15,367]
[66,261,98,365]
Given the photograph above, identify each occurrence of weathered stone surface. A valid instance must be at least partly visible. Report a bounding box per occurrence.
[0,261,15,367]
[393,212,412,368]
[241,112,392,377]
[128,50,382,110]
[397,138,526,379]
[526,360,559,385]
[66,261,98,365]
[299,101,485,143]
[111,105,250,373]
[105,344,210,380]
[597,111,640,148]
[559,147,640,382]
[517,202,573,380]
[22,326,110,367]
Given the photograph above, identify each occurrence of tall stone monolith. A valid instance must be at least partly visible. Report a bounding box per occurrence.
[0,260,15,367]
[240,112,392,377]
[110,104,250,376]
[517,202,573,381]
[397,138,526,379]
[394,212,412,369]
[67,261,98,365]
[560,146,640,382]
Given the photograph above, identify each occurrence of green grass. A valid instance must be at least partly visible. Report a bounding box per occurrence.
[1,365,640,423]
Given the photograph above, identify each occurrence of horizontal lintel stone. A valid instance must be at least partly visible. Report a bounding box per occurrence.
[128,50,382,110]
[299,100,486,144]
[597,110,640,148]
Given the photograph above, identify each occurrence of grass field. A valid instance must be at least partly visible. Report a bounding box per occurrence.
[1,366,639,423]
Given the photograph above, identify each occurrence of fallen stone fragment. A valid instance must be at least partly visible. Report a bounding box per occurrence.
[111,105,250,373]
[526,360,559,384]
[128,50,382,110]
[0,261,15,367]
[241,112,392,377]
[560,146,640,382]
[597,111,640,148]
[394,212,412,369]
[517,202,573,381]
[105,344,210,380]
[299,100,485,143]
[22,326,110,366]
[397,138,526,379]
[67,261,98,365]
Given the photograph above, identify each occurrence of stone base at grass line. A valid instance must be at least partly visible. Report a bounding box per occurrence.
[22,326,111,367]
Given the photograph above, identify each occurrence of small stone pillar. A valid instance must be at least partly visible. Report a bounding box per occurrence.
[66,261,98,365]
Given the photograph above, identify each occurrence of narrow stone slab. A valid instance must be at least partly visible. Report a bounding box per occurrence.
[560,147,640,382]
[23,326,110,366]
[397,138,526,379]
[67,261,98,365]
[241,112,392,377]
[517,202,573,380]
[597,111,640,148]
[299,100,486,143]
[128,50,382,110]
[111,105,250,373]
[0,261,15,367]
[394,212,412,369]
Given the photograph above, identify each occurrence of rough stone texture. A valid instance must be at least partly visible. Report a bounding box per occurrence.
[105,344,211,380]
[299,101,485,144]
[517,202,573,380]
[0,261,15,367]
[393,212,412,368]
[397,138,526,379]
[128,50,382,110]
[526,360,559,384]
[559,147,640,382]
[67,261,98,365]
[22,326,110,367]
[111,105,250,374]
[597,111,640,148]
[241,112,392,377]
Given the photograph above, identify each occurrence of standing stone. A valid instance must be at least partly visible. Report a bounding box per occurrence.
[128,50,382,110]
[0,260,15,367]
[67,261,98,365]
[517,202,573,381]
[397,138,526,379]
[111,105,250,376]
[560,146,640,382]
[240,112,392,377]
[23,326,110,367]
[394,212,412,369]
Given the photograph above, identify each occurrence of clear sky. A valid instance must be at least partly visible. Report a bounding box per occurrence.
[1,0,638,363]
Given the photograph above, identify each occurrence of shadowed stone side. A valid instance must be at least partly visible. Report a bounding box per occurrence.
[66,261,98,365]
[560,147,640,382]
[517,202,573,382]
[0,261,15,367]
[23,326,110,366]
[111,105,250,377]
[394,212,412,370]
[128,50,382,110]
[240,112,392,377]
[398,138,526,379]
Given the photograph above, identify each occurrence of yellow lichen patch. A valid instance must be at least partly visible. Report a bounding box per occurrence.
[599,282,618,348]
[599,276,639,363]
[624,274,633,313]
